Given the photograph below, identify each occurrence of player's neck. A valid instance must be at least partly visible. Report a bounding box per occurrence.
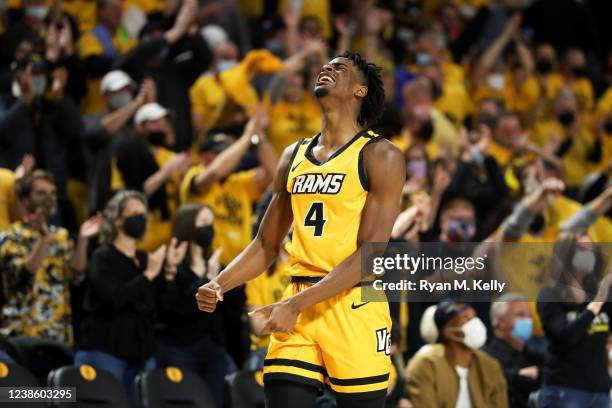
[320,109,362,149]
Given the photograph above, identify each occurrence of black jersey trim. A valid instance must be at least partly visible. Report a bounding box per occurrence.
[358,135,385,191]
[304,129,371,166]
[264,358,328,375]
[285,139,306,181]
[328,373,389,386]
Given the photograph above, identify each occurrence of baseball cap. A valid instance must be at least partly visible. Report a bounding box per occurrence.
[199,133,232,153]
[134,102,169,125]
[433,299,470,340]
[200,24,228,50]
[100,70,133,93]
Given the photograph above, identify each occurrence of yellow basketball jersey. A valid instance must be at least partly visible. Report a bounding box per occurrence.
[286,130,381,276]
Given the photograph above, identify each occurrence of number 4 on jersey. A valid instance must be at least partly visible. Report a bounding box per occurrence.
[304,202,326,237]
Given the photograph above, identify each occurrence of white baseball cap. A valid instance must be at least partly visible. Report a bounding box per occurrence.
[200,24,228,50]
[100,70,133,93]
[134,102,169,125]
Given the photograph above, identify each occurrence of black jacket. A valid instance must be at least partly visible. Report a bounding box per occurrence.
[537,286,612,393]
[79,245,157,361]
[156,262,224,346]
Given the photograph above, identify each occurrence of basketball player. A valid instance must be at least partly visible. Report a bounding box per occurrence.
[196,51,405,408]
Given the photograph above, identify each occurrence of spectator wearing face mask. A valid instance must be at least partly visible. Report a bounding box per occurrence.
[488,112,561,173]
[115,102,192,251]
[179,111,275,366]
[262,40,326,156]
[0,170,101,345]
[470,14,539,118]
[561,48,594,114]
[157,203,235,407]
[82,70,155,214]
[484,294,546,408]
[179,110,276,267]
[533,89,600,197]
[76,190,166,405]
[437,198,477,244]
[114,0,213,150]
[189,39,285,139]
[400,101,458,160]
[405,300,508,408]
[494,176,612,301]
[0,53,85,230]
[0,0,48,67]
[446,125,509,236]
[420,62,471,129]
[537,231,612,408]
[77,0,136,114]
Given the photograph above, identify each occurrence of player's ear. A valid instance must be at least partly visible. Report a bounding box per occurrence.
[354,84,368,98]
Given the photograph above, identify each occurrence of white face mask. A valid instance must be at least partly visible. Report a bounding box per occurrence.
[486,73,505,91]
[451,317,487,349]
[608,348,612,364]
[31,75,47,96]
[216,59,237,73]
[108,92,132,110]
[572,248,596,275]
[25,5,49,20]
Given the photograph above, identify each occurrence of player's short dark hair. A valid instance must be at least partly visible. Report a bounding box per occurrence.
[339,51,385,127]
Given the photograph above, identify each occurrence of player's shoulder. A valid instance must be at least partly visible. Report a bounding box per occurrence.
[362,132,404,167]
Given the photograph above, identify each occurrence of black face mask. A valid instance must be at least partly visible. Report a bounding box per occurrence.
[604,120,612,135]
[528,213,545,234]
[536,59,553,75]
[147,131,167,147]
[478,114,497,129]
[431,83,443,100]
[417,120,434,141]
[122,214,147,239]
[558,111,575,127]
[194,225,214,248]
[571,66,587,78]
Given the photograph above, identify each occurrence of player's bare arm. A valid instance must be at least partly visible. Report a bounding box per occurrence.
[196,142,295,312]
[252,138,406,334]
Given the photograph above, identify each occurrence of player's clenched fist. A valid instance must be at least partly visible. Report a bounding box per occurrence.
[249,301,299,335]
[196,281,223,312]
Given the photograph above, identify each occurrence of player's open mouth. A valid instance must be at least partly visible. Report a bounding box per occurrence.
[316,74,335,85]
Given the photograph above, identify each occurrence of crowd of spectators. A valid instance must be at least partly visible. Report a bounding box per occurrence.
[1,0,612,407]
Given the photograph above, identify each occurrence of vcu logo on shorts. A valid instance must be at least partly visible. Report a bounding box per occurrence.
[292,173,345,194]
[376,328,391,356]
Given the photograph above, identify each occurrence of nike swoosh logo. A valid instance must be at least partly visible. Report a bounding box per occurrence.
[291,160,302,172]
[351,302,369,310]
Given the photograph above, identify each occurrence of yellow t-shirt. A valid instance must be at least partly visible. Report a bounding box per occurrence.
[279,0,331,39]
[399,108,458,160]
[498,195,612,299]
[179,165,263,265]
[77,27,136,114]
[124,0,165,14]
[472,72,540,114]
[0,169,15,232]
[266,93,322,156]
[245,261,291,350]
[532,120,596,188]
[61,1,97,35]
[596,87,612,119]
[434,80,472,128]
